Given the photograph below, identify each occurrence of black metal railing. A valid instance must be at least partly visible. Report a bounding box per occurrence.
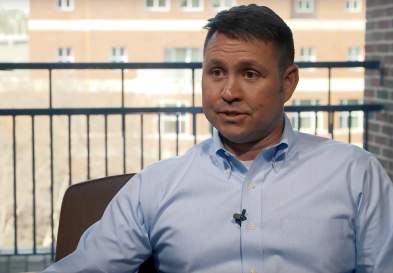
[0,61,383,264]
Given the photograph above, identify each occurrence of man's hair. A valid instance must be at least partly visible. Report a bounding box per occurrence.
[203,4,295,71]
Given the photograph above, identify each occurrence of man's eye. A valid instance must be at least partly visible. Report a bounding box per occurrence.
[210,68,224,78]
[244,70,259,79]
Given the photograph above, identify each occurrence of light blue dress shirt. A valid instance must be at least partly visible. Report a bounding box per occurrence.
[43,116,393,273]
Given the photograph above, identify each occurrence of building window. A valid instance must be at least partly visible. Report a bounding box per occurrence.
[164,48,202,63]
[211,0,236,9]
[339,99,363,129]
[345,0,361,12]
[57,47,74,62]
[290,99,321,131]
[294,0,314,13]
[179,0,203,11]
[347,46,362,61]
[160,102,188,135]
[145,0,170,11]
[297,47,316,62]
[111,47,128,63]
[163,48,201,79]
[57,0,74,11]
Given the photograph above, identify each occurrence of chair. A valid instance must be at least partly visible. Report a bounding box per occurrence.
[55,173,157,272]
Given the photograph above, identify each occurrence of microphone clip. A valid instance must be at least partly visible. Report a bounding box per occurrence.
[233,209,247,226]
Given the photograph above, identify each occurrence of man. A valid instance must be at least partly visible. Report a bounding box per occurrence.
[42,4,393,273]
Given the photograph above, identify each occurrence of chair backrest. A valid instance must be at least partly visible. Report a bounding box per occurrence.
[55,173,156,272]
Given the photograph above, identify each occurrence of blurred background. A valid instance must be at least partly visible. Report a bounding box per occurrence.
[0,0,392,272]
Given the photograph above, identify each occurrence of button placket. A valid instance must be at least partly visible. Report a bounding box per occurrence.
[246,223,257,231]
[241,173,262,273]
[248,181,257,190]
[240,155,274,273]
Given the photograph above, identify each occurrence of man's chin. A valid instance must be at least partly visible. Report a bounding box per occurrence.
[218,131,253,145]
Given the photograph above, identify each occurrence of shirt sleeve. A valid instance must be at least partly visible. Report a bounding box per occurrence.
[41,173,152,273]
[355,156,393,273]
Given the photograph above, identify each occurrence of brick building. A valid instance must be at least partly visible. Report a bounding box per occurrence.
[27,0,367,146]
[365,0,393,179]
[2,1,392,272]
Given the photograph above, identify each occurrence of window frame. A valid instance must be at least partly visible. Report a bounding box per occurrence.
[110,47,128,63]
[289,99,322,133]
[57,0,75,11]
[57,47,74,63]
[294,0,315,14]
[145,0,170,11]
[211,0,236,10]
[338,99,363,130]
[345,0,361,13]
[159,101,190,136]
[164,48,202,63]
[298,47,316,62]
[178,0,203,11]
[347,46,363,61]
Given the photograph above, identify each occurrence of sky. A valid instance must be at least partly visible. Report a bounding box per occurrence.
[0,0,29,13]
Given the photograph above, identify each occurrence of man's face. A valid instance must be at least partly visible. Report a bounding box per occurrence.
[202,33,297,145]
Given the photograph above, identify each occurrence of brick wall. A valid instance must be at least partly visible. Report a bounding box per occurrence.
[365,0,393,179]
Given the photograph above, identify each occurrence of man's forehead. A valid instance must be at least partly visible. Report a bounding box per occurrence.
[204,57,263,68]
[204,32,274,59]
[205,32,272,50]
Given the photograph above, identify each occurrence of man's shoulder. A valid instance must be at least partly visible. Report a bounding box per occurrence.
[295,131,372,162]
[139,137,212,179]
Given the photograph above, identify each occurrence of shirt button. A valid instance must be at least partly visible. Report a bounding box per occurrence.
[249,181,257,190]
[246,223,257,231]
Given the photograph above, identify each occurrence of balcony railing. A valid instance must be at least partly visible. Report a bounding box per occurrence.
[0,61,383,271]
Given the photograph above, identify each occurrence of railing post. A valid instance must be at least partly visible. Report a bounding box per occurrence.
[31,115,37,254]
[121,68,126,174]
[68,114,72,186]
[87,114,90,180]
[104,114,108,176]
[140,114,144,169]
[12,115,18,255]
[348,111,352,143]
[327,67,334,137]
[191,68,195,108]
[48,68,55,261]
[176,113,179,156]
[158,113,162,160]
[192,68,197,145]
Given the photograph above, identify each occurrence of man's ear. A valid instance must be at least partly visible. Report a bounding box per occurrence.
[282,64,299,103]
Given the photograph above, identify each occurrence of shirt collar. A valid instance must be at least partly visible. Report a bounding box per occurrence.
[210,114,296,164]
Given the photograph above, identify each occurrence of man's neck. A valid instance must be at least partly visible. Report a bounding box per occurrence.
[220,120,285,161]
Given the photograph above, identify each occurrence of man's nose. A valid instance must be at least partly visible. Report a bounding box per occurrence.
[221,77,241,103]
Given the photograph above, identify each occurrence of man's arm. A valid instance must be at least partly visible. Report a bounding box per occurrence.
[41,174,152,273]
[355,156,393,273]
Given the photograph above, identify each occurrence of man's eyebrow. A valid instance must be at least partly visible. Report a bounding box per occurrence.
[204,58,225,66]
[204,58,269,74]
[237,60,269,74]
[237,59,262,67]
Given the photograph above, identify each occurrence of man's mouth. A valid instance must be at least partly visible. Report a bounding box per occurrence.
[221,111,243,116]
[217,111,248,121]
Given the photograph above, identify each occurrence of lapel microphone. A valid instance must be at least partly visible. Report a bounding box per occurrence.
[233,209,247,226]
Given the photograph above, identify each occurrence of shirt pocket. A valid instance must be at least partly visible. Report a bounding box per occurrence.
[280,219,355,271]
